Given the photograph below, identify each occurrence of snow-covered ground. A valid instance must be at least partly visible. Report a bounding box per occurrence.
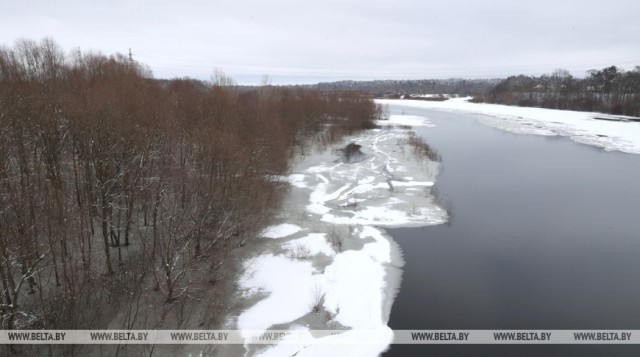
[231,116,447,356]
[377,97,640,154]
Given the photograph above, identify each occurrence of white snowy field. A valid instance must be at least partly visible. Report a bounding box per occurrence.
[231,116,447,357]
[377,98,640,154]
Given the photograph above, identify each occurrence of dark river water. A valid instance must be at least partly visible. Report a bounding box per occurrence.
[384,105,640,356]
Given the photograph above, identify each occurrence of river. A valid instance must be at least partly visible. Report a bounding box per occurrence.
[383,104,640,356]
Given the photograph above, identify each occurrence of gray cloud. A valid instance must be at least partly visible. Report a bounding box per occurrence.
[2,0,639,84]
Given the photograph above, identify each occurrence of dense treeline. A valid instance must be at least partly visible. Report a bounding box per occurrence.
[316,78,500,97]
[475,66,640,117]
[0,38,378,354]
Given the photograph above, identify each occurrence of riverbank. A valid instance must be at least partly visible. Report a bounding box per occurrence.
[377,98,640,154]
[218,115,447,356]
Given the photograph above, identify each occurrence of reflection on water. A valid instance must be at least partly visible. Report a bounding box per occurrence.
[384,106,640,357]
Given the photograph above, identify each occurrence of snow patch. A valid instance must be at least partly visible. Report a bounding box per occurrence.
[377,114,435,127]
[261,223,303,239]
[284,233,334,257]
[323,250,386,328]
[238,254,318,336]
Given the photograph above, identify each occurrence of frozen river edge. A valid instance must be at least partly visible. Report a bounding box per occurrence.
[377,98,640,154]
[224,115,447,357]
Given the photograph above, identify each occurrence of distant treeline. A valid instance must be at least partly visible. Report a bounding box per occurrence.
[315,78,500,97]
[474,66,640,117]
[0,38,379,354]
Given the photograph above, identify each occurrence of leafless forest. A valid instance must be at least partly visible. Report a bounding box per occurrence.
[476,67,640,116]
[0,38,380,355]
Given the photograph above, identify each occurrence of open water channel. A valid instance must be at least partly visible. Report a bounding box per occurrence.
[384,105,640,356]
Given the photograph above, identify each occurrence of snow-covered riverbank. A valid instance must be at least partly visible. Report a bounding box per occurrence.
[228,115,447,356]
[377,98,640,154]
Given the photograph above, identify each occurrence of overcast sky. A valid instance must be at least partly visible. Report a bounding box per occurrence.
[2,0,639,84]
